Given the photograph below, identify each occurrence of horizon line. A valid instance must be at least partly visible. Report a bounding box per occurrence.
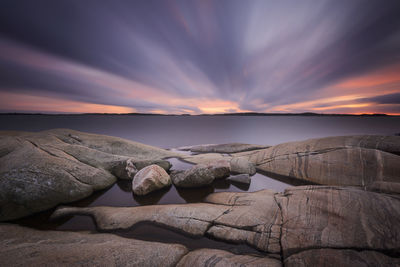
[0,112,398,116]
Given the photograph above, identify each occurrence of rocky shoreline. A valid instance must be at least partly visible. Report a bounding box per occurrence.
[0,129,399,266]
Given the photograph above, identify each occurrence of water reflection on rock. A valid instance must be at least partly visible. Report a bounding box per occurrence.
[133,186,171,205]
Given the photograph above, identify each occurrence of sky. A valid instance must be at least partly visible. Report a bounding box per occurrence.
[0,0,400,115]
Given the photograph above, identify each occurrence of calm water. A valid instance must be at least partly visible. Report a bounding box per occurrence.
[1,114,399,148]
[5,114,399,252]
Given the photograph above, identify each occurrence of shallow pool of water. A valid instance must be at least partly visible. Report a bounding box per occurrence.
[15,157,292,231]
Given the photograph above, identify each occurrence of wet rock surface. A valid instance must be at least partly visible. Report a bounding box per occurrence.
[132,164,171,195]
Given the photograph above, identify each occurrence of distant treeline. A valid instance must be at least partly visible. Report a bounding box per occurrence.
[0,112,393,117]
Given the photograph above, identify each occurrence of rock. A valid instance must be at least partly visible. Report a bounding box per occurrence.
[182,153,231,165]
[230,157,256,175]
[111,158,138,179]
[170,167,214,188]
[176,248,281,267]
[241,135,400,193]
[171,161,230,188]
[52,186,400,265]
[180,143,270,153]
[209,160,231,179]
[51,189,283,254]
[132,165,171,195]
[227,174,251,184]
[0,129,178,221]
[285,248,400,267]
[0,223,187,267]
[112,159,171,180]
[276,186,400,259]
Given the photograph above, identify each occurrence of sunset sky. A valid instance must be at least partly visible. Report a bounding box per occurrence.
[0,0,400,114]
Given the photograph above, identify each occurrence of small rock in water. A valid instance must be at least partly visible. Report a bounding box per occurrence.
[230,157,256,175]
[226,174,251,184]
[171,160,230,187]
[209,160,230,179]
[112,159,138,180]
[171,164,215,188]
[132,164,171,195]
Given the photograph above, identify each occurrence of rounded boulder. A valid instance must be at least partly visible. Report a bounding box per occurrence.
[132,164,171,195]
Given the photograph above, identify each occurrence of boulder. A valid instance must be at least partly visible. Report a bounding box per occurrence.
[111,158,138,179]
[0,224,187,267]
[171,166,215,188]
[112,159,171,180]
[171,161,230,188]
[0,129,178,221]
[227,174,251,184]
[132,165,171,195]
[241,135,400,192]
[209,160,231,179]
[230,157,256,175]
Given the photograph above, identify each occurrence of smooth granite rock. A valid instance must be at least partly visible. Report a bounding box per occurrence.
[132,164,171,195]
[176,248,281,267]
[240,135,400,192]
[51,189,282,255]
[284,249,400,267]
[180,143,270,153]
[0,129,177,221]
[227,174,251,184]
[0,223,187,267]
[276,186,400,258]
[51,186,400,266]
[182,153,231,165]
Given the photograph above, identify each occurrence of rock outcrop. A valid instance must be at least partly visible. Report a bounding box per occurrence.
[132,165,171,195]
[51,186,400,266]
[52,189,282,255]
[238,135,400,193]
[0,129,177,221]
[179,143,270,153]
[0,223,187,267]
[0,223,284,266]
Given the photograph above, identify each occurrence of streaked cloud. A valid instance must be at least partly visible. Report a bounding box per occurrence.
[0,0,399,114]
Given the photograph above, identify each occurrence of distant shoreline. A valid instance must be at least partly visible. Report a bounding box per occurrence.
[0,112,397,117]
